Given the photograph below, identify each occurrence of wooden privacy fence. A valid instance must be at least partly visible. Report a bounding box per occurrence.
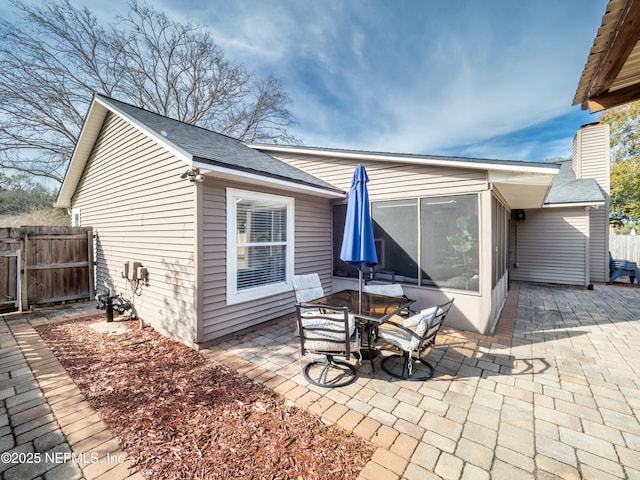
[0,226,94,311]
[610,234,640,264]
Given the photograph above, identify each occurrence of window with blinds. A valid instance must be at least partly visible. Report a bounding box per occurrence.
[227,188,294,304]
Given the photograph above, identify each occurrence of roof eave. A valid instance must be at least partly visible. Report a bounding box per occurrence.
[192,160,345,198]
[250,144,560,175]
[55,97,107,208]
[543,201,606,208]
[56,95,196,209]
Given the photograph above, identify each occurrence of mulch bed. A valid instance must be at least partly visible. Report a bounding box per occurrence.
[35,316,375,479]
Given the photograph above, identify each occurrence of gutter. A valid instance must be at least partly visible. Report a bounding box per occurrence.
[249,144,561,175]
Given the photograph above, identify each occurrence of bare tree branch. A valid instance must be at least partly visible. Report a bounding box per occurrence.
[0,0,298,186]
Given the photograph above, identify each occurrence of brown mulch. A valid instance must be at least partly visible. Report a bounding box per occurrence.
[34,316,375,479]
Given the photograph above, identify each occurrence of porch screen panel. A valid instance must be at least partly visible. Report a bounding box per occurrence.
[372,200,419,284]
[420,194,479,291]
[236,198,287,290]
[492,197,509,288]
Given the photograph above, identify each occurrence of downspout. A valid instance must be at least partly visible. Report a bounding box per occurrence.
[194,178,205,344]
[585,206,592,289]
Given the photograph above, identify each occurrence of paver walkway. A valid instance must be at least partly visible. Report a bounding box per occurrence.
[1,304,142,480]
[1,282,639,479]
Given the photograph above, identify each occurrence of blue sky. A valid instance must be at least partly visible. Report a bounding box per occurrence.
[4,0,608,162]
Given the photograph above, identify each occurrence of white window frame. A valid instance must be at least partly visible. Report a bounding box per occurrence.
[71,207,81,227]
[226,188,295,305]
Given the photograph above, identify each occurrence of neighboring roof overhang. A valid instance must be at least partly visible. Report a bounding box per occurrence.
[252,144,559,209]
[573,0,640,112]
[56,96,344,208]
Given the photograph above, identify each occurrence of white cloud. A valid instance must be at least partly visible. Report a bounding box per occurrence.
[49,0,606,160]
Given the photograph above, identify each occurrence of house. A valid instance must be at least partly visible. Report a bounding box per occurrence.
[56,94,609,347]
[56,94,344,347]
[250,123,608,335]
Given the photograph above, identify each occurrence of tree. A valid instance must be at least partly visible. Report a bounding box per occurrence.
[0,0,297,185]
[599,100,640,221]
[0,173,56,214]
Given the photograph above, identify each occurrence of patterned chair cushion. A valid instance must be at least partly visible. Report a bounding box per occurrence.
[378,306,437,352]
[302,314,359,353]
[293,274,325,335]
[293,274,325,303]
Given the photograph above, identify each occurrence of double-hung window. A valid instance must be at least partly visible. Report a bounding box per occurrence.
[227,188,294,304]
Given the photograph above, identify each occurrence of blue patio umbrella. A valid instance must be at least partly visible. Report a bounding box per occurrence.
[340,164,378,312]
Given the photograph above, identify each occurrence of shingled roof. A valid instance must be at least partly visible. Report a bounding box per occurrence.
[543,160,605,207]
[56,94,343,208]
[97,95,342,192]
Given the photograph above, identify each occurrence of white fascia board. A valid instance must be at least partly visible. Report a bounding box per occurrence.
[93,99,339,197]
[488,171,557,185]
[250,144,561,175]
[56,100,108,208]
[193,161,345,198]
[543,201,605,208]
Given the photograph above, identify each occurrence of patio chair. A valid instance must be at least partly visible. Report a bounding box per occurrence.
[363,283,416,316]
[296,303,360,388]
[609,252,640,285]
[293,273,325,305]
[293,273,326,335]
[378,298,454,381]
[366,268,396,284]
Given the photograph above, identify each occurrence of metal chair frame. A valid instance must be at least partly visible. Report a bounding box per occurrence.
[379,299,454,381]
[296,303,359,388]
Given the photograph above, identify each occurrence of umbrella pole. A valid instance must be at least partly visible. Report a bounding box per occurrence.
[358,269,363,314]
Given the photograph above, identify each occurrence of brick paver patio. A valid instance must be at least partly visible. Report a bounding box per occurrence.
[205,282,640,479]
[1,281,639,479]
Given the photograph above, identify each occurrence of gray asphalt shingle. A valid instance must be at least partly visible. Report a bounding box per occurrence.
[97,94,343,194]
[544,160,605,206]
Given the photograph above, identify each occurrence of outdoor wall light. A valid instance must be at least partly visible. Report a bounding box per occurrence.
[180,167,204,183]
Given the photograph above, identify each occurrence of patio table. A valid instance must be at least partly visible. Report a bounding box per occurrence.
[307,289,415,372]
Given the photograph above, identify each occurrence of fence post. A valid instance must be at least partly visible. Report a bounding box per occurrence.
[20,232,28,311]
[87,229,94,302]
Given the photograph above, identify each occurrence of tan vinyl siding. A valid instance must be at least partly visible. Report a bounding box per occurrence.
[71,112,197,346]
[572,123,610,193]
[269,153,488,199]
[269,151,491,334]
[572,123,610,282]
[510,208,588,285]
[200,179,332,342]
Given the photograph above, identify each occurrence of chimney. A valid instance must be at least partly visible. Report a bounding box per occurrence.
[572,122,610,195]
[572,122,610,285]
